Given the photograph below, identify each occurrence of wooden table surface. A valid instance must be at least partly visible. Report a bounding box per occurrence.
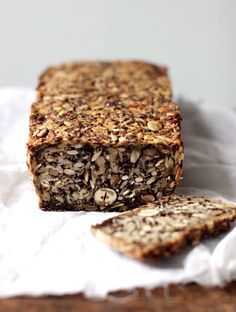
[1,283,236,312]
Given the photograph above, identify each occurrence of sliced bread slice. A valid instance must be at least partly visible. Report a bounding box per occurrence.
[91,195,236,260]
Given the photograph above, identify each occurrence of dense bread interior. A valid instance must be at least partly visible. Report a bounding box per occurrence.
[32,144,183,211]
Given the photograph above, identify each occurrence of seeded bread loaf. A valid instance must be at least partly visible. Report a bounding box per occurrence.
[27,61,183,211]
[91,195,236,259]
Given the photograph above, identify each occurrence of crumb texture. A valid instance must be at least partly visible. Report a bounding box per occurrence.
[92,195,236,259]
[33,144,182,211]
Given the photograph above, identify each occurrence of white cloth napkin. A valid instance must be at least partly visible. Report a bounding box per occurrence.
[0,88,235,298]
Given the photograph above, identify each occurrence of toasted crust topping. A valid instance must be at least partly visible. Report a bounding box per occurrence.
[28,61,181,152]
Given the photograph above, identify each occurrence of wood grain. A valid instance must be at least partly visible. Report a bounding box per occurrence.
[1,283,236,312]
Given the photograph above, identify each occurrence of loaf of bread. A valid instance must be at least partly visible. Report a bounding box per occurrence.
[27,61,183,211]
[91,195,236,259]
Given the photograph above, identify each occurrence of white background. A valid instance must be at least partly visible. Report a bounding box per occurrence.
[0,0,235,106]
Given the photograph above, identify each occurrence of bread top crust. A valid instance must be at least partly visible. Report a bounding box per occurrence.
[28,61,181,152]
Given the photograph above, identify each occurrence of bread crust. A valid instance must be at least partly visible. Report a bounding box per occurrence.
[28,61,181,152]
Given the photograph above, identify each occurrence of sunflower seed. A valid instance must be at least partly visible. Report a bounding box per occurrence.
[94,188,117,206]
